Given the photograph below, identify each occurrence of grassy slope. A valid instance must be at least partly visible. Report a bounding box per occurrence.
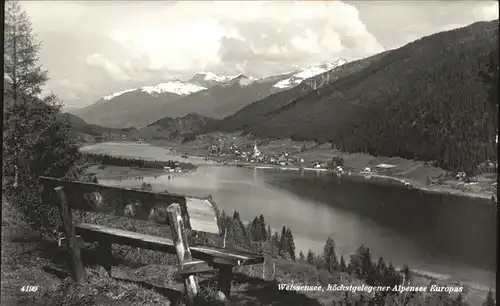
[0,203,353,306]
[76,91,183,129]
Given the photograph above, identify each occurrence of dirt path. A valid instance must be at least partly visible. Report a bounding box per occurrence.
[396,163,424,176]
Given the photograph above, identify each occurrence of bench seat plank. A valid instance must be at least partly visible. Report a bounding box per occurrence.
[190,246,264,266]
[75,223,264,266]
[177,260,215,276]
[76,223,176,253]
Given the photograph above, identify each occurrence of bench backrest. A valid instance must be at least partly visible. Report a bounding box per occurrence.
[39,176,220,234]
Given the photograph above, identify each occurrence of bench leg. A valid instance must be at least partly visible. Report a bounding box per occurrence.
[169,292,183,306]
[217,265,233,299]
[96,240,112,277]
[55,186,86,284]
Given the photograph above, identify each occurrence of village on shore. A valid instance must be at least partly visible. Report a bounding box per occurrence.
[171,133,498,200]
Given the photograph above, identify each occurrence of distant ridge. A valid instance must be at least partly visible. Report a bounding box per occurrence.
[207,20,499,173]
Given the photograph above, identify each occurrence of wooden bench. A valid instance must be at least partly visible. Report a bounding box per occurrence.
[40,176,264,305]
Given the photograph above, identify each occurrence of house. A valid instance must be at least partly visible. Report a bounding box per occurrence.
[375,163,397,174]
[253,143,261,157]
[313,162,323,168]
[376,163,396,170]
[455,172,467,180]
[477,160,498,174]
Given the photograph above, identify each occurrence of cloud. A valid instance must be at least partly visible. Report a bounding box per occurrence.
[108,19,225,72]
[211,1,384,75]
[20,0,499,106]
[85,53,130,82]
[473,2,500,20]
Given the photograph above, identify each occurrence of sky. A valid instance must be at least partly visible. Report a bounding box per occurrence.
[17,0,500,108]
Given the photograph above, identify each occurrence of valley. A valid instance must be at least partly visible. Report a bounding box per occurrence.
[148,132,498,201]
[4,1,498,305]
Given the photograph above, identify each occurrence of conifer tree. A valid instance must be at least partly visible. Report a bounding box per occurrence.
[232,211,246,246]
[286,228,296,261]
[299,250,305,261]
[339,255,346,272]
[271,232,280,257]
[483,289,495,306]
[401,264,411,284]
[259,214,267,241]
[306,249,315,265]
[279,226,288,258]
[3,1,81,232]
[323,237,339,273]
[375,257,387,285]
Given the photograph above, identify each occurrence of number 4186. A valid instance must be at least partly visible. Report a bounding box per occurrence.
[20,285,39,292]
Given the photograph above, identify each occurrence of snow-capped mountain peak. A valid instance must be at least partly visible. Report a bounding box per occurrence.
[273,59,348,89]
[218,74,259,87]
[103,88,138,101]
[188,72,240,88]
[101,81,206,101]
[141,81,206,95]
[196,72,227,82]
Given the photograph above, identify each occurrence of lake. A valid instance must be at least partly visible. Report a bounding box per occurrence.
[81,142,497,289]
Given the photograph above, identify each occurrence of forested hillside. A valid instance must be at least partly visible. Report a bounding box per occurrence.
[59,113,119,136]
[209,51,391,133]
[216,20,499,174]
[138,113,217,140]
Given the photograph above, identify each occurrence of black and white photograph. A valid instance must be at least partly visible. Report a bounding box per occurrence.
[2,1,498,305]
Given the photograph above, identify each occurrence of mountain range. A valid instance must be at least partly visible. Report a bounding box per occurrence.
[71,61,347,128]
[71,80,206,128]
[188,72,237,88]
[68,20,498,174]
[207,20,499,173]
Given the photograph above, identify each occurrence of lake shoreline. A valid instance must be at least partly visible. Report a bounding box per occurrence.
[198,160,496,202]
[80,141,496,202]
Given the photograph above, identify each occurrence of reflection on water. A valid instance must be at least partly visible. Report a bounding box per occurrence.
[83,143,496,288]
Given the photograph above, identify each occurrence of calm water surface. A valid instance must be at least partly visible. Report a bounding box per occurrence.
[81,142,497,288]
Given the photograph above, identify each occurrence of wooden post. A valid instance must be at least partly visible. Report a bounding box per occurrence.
[262,259,265,280]
[167,203,199,306]
[96,239,112,277]
[273,262,276,279]
[54,186,86,284]
[217,265,233,299]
